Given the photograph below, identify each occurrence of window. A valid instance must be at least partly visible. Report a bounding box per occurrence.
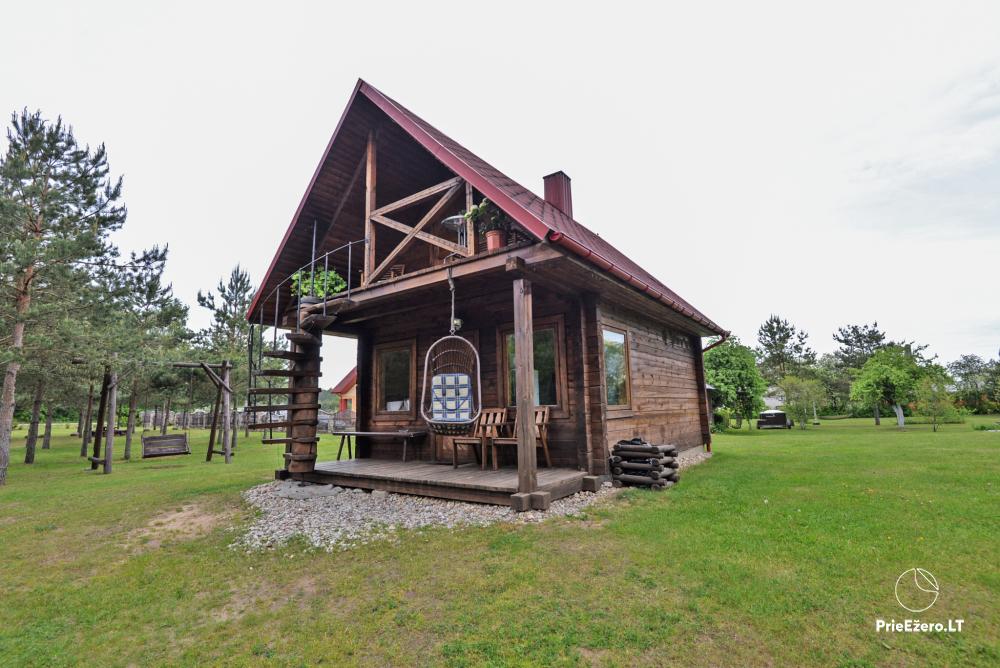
[343,398,353,411]
[603,327,630,407]
[375,341,415,415]
[499,316,566,410]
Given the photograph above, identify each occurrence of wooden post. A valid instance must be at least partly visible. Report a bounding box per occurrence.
[363,130,377,286]
[206,382,222,461]
[465,180,476,255]
[512,278,537,493]
[355,330,373,459]
[287,337,322,473]
[103,370,117,474]
[221,360,232,464]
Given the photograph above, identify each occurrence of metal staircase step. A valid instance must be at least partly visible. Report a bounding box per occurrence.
[253,369,322,378]
[245,403,321,412]
[261,437,320,445]
[285,331,322,346]
[262,350,310,361]
[248,387,320,395]
[248,419,319,430]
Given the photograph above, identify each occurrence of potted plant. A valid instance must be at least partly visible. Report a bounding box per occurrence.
[290,268,347,304]
[465,198,510,251]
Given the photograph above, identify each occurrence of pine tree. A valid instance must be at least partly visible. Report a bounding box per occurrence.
[755,315,815,384]
[0,110,126,484]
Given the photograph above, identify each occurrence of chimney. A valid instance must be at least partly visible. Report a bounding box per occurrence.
[543,171,573,218]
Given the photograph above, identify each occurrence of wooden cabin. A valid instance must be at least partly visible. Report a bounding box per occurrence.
[246,80,728,510]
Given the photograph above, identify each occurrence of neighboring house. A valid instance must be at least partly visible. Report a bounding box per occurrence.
[330,367,357,413]
[245,79,727,508]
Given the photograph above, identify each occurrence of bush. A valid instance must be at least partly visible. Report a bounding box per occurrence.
[711,409,731,433]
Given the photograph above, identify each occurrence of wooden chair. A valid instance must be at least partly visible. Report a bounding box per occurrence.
[489,406,551,470]
[451,408,507,469]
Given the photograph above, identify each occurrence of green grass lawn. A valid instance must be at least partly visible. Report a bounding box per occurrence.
[0,418,997,666]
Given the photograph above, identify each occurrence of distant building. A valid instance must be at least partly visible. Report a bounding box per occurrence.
[330,367,357,412]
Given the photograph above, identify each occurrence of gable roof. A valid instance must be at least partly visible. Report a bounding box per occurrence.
[330,366,357,395]
[249,79,726,336]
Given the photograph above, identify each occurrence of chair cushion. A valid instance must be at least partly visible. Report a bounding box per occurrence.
[431,373,472,422]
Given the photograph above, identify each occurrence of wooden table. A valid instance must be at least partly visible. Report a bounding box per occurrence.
[331,429,429,462]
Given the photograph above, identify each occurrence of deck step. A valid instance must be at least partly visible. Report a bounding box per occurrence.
[262,350,308,361]
[253,369,322,378]
[249,420,318,431]
[248,387,320,396]
[285,331,322,346]
[246,403,321,412]
[262,437,320,445]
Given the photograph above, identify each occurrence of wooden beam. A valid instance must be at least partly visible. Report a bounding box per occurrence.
[198,362,233,394]
[369,183,462,282]
[221,361,232,464]
[320,150,366,250]
[465,181,476,256]
[363,130,377,286]
[370,214,467,255]
[304,243,564,315]
[512,277,537,493]
[370,176,462,217]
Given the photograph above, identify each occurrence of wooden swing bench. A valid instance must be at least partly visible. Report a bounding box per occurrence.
[141,432,191,459]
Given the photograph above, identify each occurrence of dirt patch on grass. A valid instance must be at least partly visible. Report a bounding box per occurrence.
[211,574,338,622]
[128,503,234,552]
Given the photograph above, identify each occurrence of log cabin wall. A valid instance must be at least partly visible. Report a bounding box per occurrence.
[597,300,706,454]
[355,282,587,468]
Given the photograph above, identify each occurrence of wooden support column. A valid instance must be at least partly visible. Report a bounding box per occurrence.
[512,278,537,494]
[355,329,373,459]
[363,130,377,286]
[287,336,322,473]
[581,296,609,475]
[465,181,476,255]
[692,336,713,453]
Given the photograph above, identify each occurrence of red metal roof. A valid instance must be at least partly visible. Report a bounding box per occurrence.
[330,366,357,395]
[249,79,727,336]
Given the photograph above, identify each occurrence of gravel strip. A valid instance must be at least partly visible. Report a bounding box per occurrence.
[233,449,713,553]
[232,480,616,552]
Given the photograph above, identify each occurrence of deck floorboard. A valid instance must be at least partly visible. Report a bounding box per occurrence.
[292,459,587,504]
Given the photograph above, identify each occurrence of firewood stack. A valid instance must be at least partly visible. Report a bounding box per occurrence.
[609,438,679,490]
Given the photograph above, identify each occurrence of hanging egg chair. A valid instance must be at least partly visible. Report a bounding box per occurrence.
[420,335,482,436]
[419,266,482,436]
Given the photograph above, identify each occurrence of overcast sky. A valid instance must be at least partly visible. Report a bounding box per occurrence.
[3,1,998,385]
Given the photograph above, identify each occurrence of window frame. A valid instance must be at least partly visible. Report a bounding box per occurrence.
[497,314,568,417]
[372,339,417,420]
[601,324,632,411]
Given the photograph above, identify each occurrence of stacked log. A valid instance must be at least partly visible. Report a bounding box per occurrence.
[609,439,679,490]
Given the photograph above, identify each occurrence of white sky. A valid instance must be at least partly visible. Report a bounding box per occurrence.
[3,1,999,386]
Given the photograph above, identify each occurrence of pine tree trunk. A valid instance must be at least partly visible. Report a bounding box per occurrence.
[893,403,905,428]
[24,380,44,464]
[81,383,94,456]
[102,371,117,474]
[91,370,111,469]
[42,403,53,450]
[0,264,35,486]
[161,397,170,435]
[76,404,85,437]
[123,379,138,461]
[873,404,881,426]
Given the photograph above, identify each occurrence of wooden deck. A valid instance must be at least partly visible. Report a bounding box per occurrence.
[280,459,587,505]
